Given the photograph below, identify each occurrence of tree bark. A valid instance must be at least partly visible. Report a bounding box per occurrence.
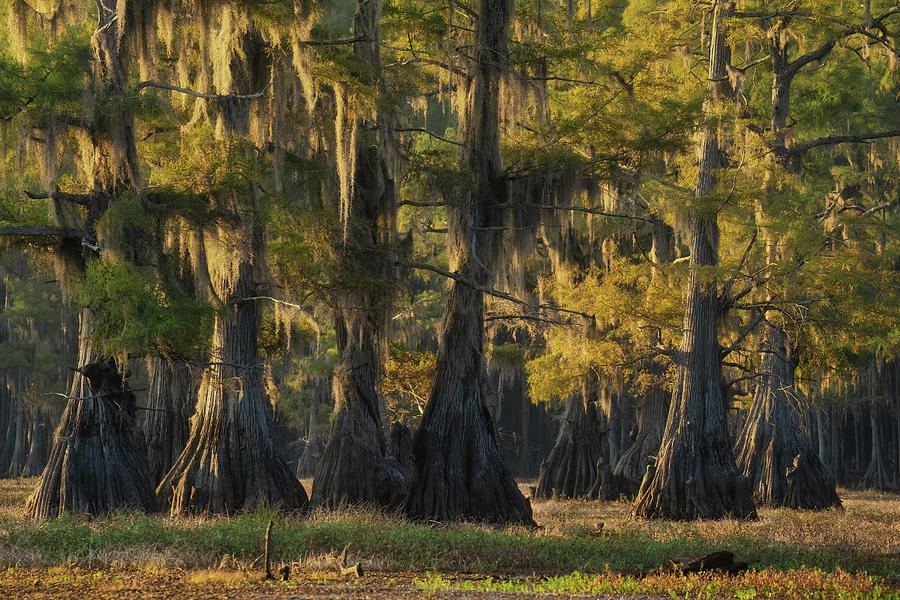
[21,404,50,478]
[405,0,532,525]
[535,383,605,500]
[734,324,840,508]
[158,263,309,513]
[633,2,756,521]
[158,6,308,514]
[140,357,193,484]
[296,376,328,478]
[25,0,154,516]
[27,314,156,519]
[862,404,894,490]
[310,0,408,509]
[614,376,667,498]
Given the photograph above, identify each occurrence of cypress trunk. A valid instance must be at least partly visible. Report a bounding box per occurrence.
[27,313,155,519]
[159,7,307,513]
[535,382,606,499]
[158,263,308,513]
[21,404,50,478]
[405,0,531,525]
[734,324,840,508]
[614,377,668,498]
[633,3,756,520]
[862,405,894,490]
[311,0,407,508]
[296,376,328,478]
[27,0,151,515]
[140,357,193,484]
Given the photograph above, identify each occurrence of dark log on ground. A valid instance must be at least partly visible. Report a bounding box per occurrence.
[672,551,753,575]
[26,351,156,519]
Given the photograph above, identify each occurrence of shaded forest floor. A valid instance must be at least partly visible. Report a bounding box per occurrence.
[0,479,897,598]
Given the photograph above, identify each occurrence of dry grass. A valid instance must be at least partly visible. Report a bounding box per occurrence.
[0,477,896,581]
[528,486,900,557]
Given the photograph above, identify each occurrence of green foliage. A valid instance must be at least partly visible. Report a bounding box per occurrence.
[0,25,91,122]
[1,504,897,578]
[383,343,436,426]
[148,124,269,197]
[78,258,213,360]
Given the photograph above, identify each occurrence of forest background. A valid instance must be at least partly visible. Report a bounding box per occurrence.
[0,0,897,595]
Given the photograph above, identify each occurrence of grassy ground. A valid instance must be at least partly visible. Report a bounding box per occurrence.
[0,478,897,598]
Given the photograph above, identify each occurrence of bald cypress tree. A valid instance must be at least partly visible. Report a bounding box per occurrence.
[405,0,533,525]
[157,1,307,514]
[633,1,756,521]
[310,0,412,509]
[14,0,156,519]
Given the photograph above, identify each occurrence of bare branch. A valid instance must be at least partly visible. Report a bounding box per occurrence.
[397,200,446,208]
[530,204,655,223]
[400,260,594,320]
[720,310,767,360]
[25,189,92,206]
[137,81,272,100]
[784,129,900,157]
[395,127,467,147]
[786,40,836,77]
[295,37,365,46]
[0,226,75,237]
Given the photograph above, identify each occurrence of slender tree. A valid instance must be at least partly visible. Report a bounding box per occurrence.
[633,1,757,521]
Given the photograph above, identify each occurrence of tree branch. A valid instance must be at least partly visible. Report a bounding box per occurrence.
[24,189,93,206]
[720,310,767,360]
[529,204,654,223]
[137,81,272,100]
[783,129,900,156]
[0,226,75,237]
[295,37,365,46]
[397,200,446,208]
[400,260,594,320]
[786,40,836,77]
[395,127,467,147]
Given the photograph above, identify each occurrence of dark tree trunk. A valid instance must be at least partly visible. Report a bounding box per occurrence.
[862,404,894,490]
[25,0,149,515]
[633,3,756,521]
[158,264,308,513]
[311,295,410,508]
[535,385,605,500]
[159,8,307,514]
[614,377,667,498]
[27,320,156,519]
[602,385,626,469]
[296,377,328,478]
[140,357,193,484]
[311,0,407,508]
[734,324,840,509]
[21,404,50,478]
[5,386,27,477]
[405,0,532,524]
